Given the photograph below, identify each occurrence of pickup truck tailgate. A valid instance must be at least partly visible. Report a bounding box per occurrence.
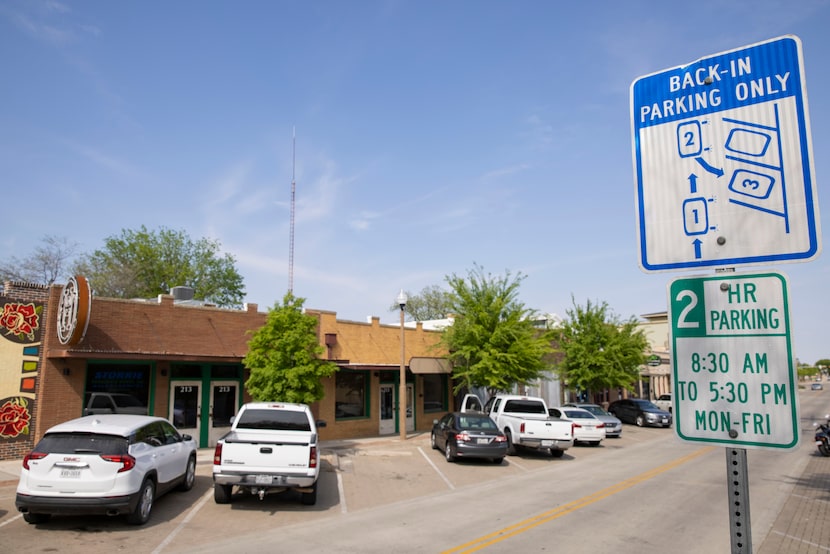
[219,430,314,472]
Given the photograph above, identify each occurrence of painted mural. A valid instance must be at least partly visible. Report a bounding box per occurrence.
[0,300,42,441]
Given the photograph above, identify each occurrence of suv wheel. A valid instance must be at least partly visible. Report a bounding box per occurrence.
[126,479,155,525]
[178,455,196,492]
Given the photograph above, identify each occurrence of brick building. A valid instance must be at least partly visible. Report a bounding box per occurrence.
[0,279,450,461]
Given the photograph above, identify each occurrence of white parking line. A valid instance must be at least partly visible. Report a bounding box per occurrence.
[152,488,213,554]
[507,457,527,471]
[337,470,347,514]
[418,447,455,490]
[0,513,22,528]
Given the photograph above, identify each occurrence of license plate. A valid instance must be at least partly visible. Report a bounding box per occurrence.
[541,440,553,447]
[255,475,272,485]
[476,438,489,445]
[60,469,81,478]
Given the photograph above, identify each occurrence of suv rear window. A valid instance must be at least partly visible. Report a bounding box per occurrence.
[35,433,130,456]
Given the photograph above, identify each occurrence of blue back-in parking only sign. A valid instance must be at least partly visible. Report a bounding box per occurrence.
[631,35,820,272]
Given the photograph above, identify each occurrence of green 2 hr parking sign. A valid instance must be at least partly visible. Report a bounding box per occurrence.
[668,271,798,450]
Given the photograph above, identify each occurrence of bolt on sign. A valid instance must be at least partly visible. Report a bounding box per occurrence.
[668,271,798,450]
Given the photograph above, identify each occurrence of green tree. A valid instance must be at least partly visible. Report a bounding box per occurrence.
[244,292,337,403]
[73,226,244,308]
[388,284,452,321]
[0,235,79,285]
[553,297,648,397]
[441,264,553,395]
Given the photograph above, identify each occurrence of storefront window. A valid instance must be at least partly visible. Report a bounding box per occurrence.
[335,372,367,419]
[85,363,151,415]
[422,374,445,412]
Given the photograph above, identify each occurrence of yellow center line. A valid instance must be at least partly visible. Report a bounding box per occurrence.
[442,446,715,553]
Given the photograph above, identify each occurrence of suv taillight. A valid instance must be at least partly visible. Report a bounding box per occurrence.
[22,451,47,470]
[101,454,136,472]
[214,443,223,465]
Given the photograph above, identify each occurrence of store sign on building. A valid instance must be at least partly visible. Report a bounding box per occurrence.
[57,275,91,346]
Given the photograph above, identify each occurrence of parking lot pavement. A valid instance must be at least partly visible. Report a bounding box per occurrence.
[3,427,828,552]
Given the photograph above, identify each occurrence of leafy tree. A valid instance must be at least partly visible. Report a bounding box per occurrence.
[388,284,453,321]
[441,264,553,395]
[815,359,830,369]
[73,226,245,308]
[244,292,337,403]
[553,297,648,397]
[0,235,79,285]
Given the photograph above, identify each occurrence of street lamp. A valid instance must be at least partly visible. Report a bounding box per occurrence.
[396,289,408,441]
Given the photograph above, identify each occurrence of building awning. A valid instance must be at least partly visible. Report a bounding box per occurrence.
[409,357,451,374]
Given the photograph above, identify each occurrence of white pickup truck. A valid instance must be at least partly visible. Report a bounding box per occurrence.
[654,393,672,413]
[212,402,326,505]
[482,394,574,457]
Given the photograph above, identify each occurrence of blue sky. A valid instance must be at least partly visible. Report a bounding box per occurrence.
[2,1,829,364]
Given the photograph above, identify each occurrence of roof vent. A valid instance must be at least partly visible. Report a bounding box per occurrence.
[170,286,195,301]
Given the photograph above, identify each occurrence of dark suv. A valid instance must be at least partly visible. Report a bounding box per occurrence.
[608,398,672,428]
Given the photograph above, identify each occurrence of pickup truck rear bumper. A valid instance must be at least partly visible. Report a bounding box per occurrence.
[520,438,573,451]
[213,472,317,488]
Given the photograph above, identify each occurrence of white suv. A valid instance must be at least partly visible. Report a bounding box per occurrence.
[16,414,197,525]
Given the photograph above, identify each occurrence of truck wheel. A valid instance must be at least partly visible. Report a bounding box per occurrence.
[214,483,233,504]
[301,481,318,505]
[505,430,516,456]
[550,449,564,458]
[635,414,645,427]
[126,479,155,525]
[445,442,456,462]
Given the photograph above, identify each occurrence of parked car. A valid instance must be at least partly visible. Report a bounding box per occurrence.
[812,383,824,391]
[548,406,605,446]
[563,402,623,437]
[608,399,672,427]
[16,414,197,525]
[431,412,508,463]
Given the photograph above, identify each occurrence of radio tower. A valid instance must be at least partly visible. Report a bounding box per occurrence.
[288,127,296,293]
